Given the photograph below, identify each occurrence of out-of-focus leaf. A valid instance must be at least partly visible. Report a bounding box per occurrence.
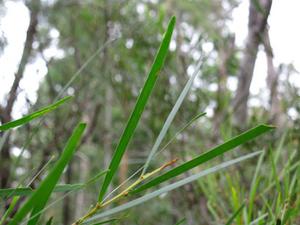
[0,96,72,131]
[225,203,245,225]
[0,184,85,198]
[45,217,53,225]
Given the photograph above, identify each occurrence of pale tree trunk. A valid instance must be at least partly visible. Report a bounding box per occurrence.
[263,28,281,125]
[232,0,272,127]
[0,0,40,188]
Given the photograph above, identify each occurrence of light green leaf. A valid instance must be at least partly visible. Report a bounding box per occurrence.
[90,218,119,225]
[142,58,204,175]
[0,96,72,131]
[0,196,19,225]
[248,151,265,222]
[0,184,85,198]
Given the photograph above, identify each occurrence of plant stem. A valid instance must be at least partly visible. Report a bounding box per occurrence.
[72,159,178,225]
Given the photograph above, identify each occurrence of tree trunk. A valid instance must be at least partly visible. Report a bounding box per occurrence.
[263,28,281,125]
[0,0,40,188]
[232,0,272,126]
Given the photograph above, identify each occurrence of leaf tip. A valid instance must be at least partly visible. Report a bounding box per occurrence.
[79,122,87,130]
[261,124,276,129]
[170,15,176,23]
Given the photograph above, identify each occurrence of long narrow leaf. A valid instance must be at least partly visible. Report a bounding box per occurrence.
[103,112,205,202]
[98,16,176,202]
[21,170,108,225]
[84,151,262,224]
[8,123,86,225]
[56,38,118,100]
[0,184,85,198]
[91,218,120,225]
[174,218,186,225]
[133,124,274,194]
[248,151,265,222]
[0,96,72,131]
[0,196,19,225]
[225,203,245,225]
[158,112,206,154]
[45,217,53,225]
[249,213,268,225]
[142,59,204,175]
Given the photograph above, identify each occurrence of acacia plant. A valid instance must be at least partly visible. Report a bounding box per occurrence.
[0,16,274,225]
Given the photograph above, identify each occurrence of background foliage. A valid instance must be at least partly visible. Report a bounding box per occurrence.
[0,0,299,224]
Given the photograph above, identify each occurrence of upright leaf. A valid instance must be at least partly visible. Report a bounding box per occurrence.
[142,59,204,175]
[225,203,245,225]
[0,196,19,225]
[8,123,86,225]
[45,217,53,225]
[98,16,176,202]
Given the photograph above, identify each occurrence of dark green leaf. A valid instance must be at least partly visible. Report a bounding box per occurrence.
[45,217,53,225]
[225,203,245,225]
[98,16,176,202]
[8,123,86,225]
[133,124,274,194]
[0,187,33,197]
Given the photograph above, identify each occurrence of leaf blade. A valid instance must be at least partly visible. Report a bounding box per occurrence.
[8,122,86,225]
[98,16,176,202]
[84,151,262,224]
[0,184,86,198]
[142,59,204,175]
[133,124,274,194]
[0,96,72,131]
[225,203,245,225]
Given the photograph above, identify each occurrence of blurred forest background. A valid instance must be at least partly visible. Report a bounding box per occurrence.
[0,0,299,224]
